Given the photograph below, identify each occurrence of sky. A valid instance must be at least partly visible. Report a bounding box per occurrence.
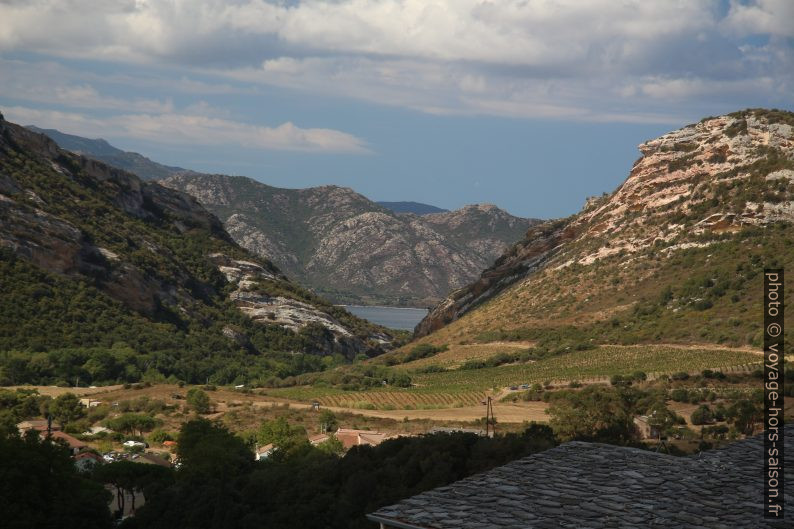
[0,1,792,219]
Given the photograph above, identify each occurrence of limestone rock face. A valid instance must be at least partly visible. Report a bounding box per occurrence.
[162,174,539,307]
[0,115,395,357]
[416,109,794,337]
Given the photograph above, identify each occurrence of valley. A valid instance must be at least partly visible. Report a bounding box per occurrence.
[3,2,794,527]
[2,108,793,529]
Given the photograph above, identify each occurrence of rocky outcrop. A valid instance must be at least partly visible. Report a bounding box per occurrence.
[0,115,396,357]
[416,109,794,337]
[31,126,541,307]
[161,174,539,306]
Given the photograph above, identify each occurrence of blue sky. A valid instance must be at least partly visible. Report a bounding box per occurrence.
[0,1,792,219]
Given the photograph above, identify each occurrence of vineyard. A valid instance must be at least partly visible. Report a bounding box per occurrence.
[401,342,533,369]
[411,345,762,392]
[314,390,488,410]
[265,345,761,410]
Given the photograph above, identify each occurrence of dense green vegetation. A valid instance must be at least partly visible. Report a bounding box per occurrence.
[121,419,557,529]
[0,432,112,529]
[0,250,394,386]
[260,362,414,391]
[0,123,402,386]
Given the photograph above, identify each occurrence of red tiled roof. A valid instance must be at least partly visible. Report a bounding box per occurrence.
[334,429,388,450]
[308,434,329,445]
[44,431,87,449]
[74,452,103,462]
[134,453,171,467]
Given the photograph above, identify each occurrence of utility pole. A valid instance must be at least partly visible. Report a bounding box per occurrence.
[485,397,496,437]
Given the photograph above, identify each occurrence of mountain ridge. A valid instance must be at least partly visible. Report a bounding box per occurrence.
[0,113,400,386]
[29,126,539,307]
[161,173,540,307]
[377,201,448,215]
[25,126,185,180]
[416,109,794,348]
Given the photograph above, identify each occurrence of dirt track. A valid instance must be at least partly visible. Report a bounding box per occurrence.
[11,384,550,424]
[325,401,550,423]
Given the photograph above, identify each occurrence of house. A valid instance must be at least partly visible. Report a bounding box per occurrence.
[633,415,660,440]
[334,429,390,450]
[17,419,59,435]
[79,398,102,408]
[74,451,104,472]
[132,453,171,468]
[368,425,793,528]
[42,431,87,455]
[308,433,330,446]
[255,443,275,461]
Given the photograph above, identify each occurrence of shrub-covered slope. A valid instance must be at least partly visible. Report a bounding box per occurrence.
[0,113,398,386]
[417,109,794,348]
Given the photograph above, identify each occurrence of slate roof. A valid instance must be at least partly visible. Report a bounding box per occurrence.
[368,426,793,528]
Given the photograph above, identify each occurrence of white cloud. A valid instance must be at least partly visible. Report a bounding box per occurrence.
[0,1,790,122]
[3,105,369,154]
[722,0,794,37]
[0,1,719,67]
[0,59,173,112]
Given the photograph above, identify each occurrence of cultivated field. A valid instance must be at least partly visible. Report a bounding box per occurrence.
[267,344,763,411]
[400,342,535,369]
[8,345,768,426]
[410,344,762,392]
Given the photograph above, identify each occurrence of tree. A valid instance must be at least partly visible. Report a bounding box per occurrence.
[186,388,210,414]
[727,399,761,435]
[149,429,174,444]
[0,433,111,528]
[104,413,159,437]
[316,435,345,456]
[177,419,252,479]
[547,386,637,443]
[257,417,308,456]
[690,405,714,425]
[645,401,679,436]
[94,461,173,516]
[318,410,338,433]
[125,424,558,529]
[50,393,84,430]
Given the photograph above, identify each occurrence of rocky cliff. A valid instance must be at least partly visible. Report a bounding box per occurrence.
[416,109,794,345]
[0,113,398,385]
[161,174,539,307]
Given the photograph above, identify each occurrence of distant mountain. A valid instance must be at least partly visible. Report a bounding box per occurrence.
[162,174,540,307]
[377,201,448,215]
[1,114,398,386]
[25,126,184,180]
[416,109,794,348]
[26,126,541,307]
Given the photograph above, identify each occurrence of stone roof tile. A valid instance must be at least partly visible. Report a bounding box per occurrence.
[368,425,793,528]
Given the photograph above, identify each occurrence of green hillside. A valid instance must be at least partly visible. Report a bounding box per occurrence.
[0,114,401,387]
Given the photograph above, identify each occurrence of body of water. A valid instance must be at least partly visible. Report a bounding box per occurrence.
[343,305,428,331]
